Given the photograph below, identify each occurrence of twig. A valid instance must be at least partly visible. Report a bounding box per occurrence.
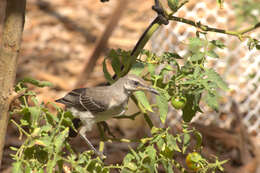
[168,15,260,39]
[8,89,26,106]
[10,119,30,138]
[143,113,154,129]
[114,111,141,120]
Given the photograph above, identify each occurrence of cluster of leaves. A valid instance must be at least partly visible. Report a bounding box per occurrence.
[10,1,233,172]
[104,36,229,124]
[7,0,260,172]
[11,79,108,173]
[147,37,229,123]
[10,79,226,173]
[121,125,226,173]
[11,37,229,172]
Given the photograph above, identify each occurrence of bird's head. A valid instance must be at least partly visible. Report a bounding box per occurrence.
[121,74,159,95]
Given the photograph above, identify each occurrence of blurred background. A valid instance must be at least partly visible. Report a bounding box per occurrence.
[0,0,259,172]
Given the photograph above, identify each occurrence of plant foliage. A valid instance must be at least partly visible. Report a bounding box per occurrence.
[9,0,260,172]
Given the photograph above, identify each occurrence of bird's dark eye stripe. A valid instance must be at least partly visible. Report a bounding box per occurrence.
[133,81,139,85]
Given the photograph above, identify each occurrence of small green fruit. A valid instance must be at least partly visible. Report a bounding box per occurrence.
[185,152,202,171]
[171,96,187,109]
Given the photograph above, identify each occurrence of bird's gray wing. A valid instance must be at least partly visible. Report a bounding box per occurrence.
[56,88,106,113]
[79,91,107,113]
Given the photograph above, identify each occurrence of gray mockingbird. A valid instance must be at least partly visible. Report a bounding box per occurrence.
[55,74,159,157]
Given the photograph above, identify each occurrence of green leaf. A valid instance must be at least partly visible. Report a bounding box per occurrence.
[190,52,204,61]
[62,111,75,128]
[123,153,135,164]
[122,168,133,173]
[12,162,23,173]
[189,152,202,163]
[157,138,165,151]
[20,77,53,87]
[129,148,141,162]
[102,58,114,84]
[28,106,41,127]
[45,112,58,125]
[183,133,190,146]
[182,133,190,153]
[24,147,34,159]
[130,62,145,76]
[31,127,41,137]
[159,64,174,76]
[124,162,137,171]
[168,0,179,12]
[194,65,201,78]
[189,37,206,52]
[35,149,48,163]
[182,94,200,122]
[151,126,161,135]
[46,159,56,173]
[148,64,156,75]
[31,97,39,105]
[134,91,153,112]
[206,92,219,111]
[41,124,52,133]
[206,50,219,58]
[161,52,182,60]
[10,146,18,151]
[156,92,168,123]
[20,119,29,126]
[54,128,69,152]
[35,136,51,147]
[210,40,225,49]
[37,169,44,173]
[110,50,122,76]
[206,69,229,91]
[161,160,174,173]
[194,131,203,148]
[166,134,181,152]
[145,145,156,162]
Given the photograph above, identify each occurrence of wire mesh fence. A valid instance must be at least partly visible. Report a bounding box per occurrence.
[150,0,260,137]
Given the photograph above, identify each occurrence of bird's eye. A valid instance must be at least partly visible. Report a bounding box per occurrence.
[133,81,139,86]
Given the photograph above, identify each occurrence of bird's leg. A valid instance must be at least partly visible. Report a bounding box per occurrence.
[79,126,105,159]
[98,121,115,138]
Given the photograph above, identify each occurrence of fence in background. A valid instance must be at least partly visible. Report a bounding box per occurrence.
[151,0,260,137]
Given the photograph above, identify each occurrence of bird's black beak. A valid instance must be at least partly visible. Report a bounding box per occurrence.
[138,85,160,95]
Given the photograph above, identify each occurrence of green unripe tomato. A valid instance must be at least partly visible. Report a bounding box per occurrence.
[185,152,202,172]
[171,96,187,109]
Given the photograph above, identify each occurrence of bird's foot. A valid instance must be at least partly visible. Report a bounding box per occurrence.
[79,127,106,159]
[98,121,116,139]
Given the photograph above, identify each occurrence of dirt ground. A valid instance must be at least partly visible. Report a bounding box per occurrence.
[1,0,260,172]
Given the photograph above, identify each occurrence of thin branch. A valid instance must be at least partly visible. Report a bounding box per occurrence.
[10,119,30,138]
[143,113,154,129]
[8,89,26,106]
[114,111,141,120]
[168,15,260,39]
